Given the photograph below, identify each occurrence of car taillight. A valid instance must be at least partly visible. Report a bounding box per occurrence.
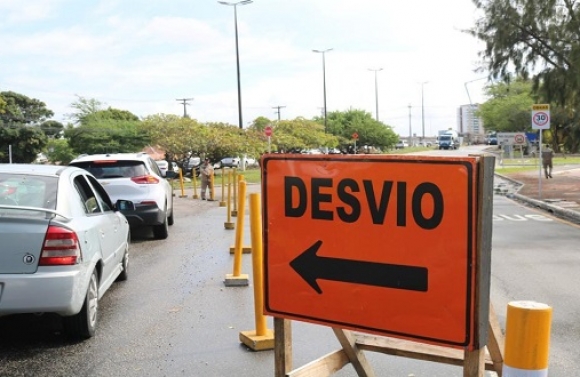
[39,226,81,266]
[131,175,160,184]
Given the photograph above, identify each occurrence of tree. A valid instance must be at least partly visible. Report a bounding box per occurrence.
[40,120,65,138]
[467,0,580,152]
[477,79,535,133]
[64,107,148,155]
[0,91,54,126]
[46,138,76,165]
[322,109,398,152]
[0,126,47,163]
[66,96,104,125]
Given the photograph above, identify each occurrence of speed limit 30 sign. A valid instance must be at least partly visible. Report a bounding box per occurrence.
[532,104,550,130]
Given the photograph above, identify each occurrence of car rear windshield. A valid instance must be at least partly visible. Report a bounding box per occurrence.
[0,173,58,210]
[71,161,147,179]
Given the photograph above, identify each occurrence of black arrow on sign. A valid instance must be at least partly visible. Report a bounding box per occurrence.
[289,240,428,294]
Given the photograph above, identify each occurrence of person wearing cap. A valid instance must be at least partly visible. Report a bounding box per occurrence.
[200,158,214,200]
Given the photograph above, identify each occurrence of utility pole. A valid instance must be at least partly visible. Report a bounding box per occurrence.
[408,104,412,146]
[272,105,286,121]
[176,98,194,118]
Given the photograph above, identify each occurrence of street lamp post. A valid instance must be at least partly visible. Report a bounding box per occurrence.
[420,81,428,141]
[218,0,253,129]
[313,48,333,133]
[368,68,383,122]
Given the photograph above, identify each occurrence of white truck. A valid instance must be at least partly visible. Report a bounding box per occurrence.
[438,130,460,150]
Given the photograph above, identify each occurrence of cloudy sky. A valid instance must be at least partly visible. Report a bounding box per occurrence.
[0,0,488,137]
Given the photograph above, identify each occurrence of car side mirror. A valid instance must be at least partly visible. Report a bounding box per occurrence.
[116,199,135,211]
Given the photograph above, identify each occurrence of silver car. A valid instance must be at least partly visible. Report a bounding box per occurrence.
[0,164,133,339]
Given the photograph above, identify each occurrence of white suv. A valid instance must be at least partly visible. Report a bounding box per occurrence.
[70,153,175,239]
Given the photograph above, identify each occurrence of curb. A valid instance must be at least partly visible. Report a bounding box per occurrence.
[495,173,580,223]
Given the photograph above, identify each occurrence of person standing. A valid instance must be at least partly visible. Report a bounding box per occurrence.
[200,158,214,200]
[542,144,554,179]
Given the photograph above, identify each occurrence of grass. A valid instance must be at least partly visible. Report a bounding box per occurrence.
[495,155,580,174]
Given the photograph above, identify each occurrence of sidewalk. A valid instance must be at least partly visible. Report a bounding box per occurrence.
[494,164,580,224]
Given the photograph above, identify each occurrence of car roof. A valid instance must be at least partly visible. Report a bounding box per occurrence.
[70,152,152,163]
[0,163,81,177]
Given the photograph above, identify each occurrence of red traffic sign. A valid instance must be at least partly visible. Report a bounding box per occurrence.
[264,126,273,137]
[514,134,525,144]
[261,154,485,349]
[352,132,358,140]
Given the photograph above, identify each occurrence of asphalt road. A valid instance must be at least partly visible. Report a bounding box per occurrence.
[1,150,579,376]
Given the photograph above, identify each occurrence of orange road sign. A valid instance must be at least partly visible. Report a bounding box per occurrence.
[261,154,482,349]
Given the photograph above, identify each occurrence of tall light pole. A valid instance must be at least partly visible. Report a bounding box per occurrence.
[420,81,429,141]
[368,68,383,121]
[313,48,333,133]
[218,0,253,129]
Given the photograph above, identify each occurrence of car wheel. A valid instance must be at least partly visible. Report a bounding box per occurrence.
[153,211,169,239]
[167,208,174,226]
[63,269,98,339]
[116,237,130,282]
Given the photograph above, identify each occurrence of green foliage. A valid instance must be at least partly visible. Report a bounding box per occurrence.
[40,120,65,138]
[66,96,104,125]
[324,109,398,152]
[65,112,149,155]
[477,79,535,132]
[0,126,47,163]
[248,116,272,132]
[46,138,76,165]
[0,91,54,126]
[468,0,580,152]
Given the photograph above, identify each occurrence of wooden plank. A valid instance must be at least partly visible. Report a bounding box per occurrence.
[286,350,349,377]
[463,348,485,377]
[332,329,375,377]
[474,154,495,348]
[354,334,497,371]
[487,303,505,376]
[275,318,292,377]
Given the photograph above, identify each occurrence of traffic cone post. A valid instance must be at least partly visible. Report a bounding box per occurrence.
[239,193,274,351]
[224,179,249,287]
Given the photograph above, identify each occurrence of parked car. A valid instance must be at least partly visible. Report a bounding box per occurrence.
[180,156,201,177]
[69,152,176,239]
[395,140,409,149]
[155,160,169,175]
[0,164,133,339]
[216,156,257,169]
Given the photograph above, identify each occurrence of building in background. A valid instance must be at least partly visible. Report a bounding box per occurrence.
[457,104,485,144]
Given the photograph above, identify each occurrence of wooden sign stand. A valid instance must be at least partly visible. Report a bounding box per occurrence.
[274,304,504,377]
[273,155,503,377]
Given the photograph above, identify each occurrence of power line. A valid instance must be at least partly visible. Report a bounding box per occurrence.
[176,98,194,118]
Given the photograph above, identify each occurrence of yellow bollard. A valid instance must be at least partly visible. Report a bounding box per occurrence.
[239,193,274,351]
[230,174,251,253]
[192,168,199,199]
[231,168,238,217]
[503,301,552,377]
[178,168,187,198]
[224,170,234,230]
[224,180,248,287]
[209,171,215,201]
[219,168,226,207]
